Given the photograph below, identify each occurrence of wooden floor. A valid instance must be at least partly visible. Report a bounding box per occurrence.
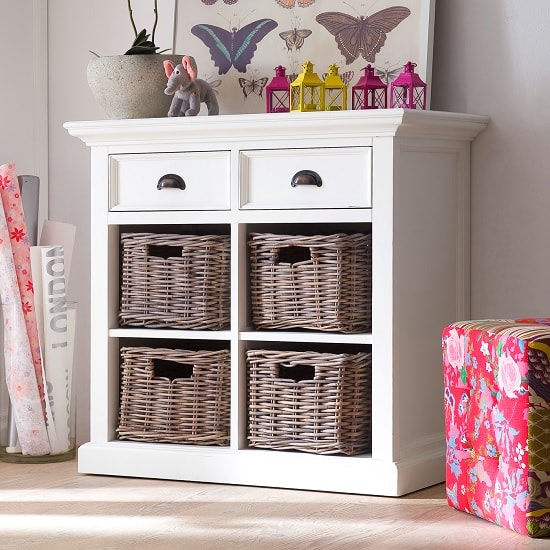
[0,458,548,549]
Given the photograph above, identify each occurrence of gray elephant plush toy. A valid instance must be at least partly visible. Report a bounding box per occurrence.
[163,56,219,117]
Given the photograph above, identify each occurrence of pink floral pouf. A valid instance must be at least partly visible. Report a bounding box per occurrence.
[443,319,550,537]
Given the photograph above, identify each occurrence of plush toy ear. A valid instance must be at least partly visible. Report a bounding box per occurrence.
[163,60,175,78]
[182,56,197,82]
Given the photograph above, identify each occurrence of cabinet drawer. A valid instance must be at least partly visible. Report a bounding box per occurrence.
[109,151,230,211]
[240,147,372,209]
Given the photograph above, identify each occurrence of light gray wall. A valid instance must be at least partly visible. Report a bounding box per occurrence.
[431,0,550,319]
[0,1,48,220]
[46,0,550,443]
[48,0,176,443]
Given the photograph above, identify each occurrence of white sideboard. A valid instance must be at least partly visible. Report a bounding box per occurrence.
[65,109,488,496]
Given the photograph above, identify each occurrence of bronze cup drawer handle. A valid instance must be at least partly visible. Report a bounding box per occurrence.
[290,170,322,188]
[157,173,186,190]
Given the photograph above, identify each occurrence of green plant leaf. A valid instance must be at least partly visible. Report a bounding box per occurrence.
[124,29,159,55]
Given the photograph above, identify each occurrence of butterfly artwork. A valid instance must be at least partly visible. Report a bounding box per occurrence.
[322,70,355,85]
[374,62,402,85]
[286,72,298,84]
[238,72,269,99]
[276,0,316,8]
[316,7,411,65]
[191,19,278,75]
[201,0,239,4]
[205,75,223,95]
[279,22,312,52]
[283,61,300,84]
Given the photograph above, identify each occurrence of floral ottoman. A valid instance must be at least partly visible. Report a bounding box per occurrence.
[442,319,550,537]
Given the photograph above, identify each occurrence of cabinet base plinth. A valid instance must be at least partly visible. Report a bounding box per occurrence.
[77,442,444,497]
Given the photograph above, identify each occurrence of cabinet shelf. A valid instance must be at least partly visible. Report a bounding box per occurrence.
[109,328,232,341]
[66,109,488,496]
[240,331,372,345]
[109,328,372,345]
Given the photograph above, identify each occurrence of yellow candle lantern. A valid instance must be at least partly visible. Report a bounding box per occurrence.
[290,61,325,112]
[324,64,347,111]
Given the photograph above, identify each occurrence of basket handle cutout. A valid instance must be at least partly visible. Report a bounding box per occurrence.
[277,363,315,382]
[277,245,311,264]
[153,359,194,380]
[148,245,183,259]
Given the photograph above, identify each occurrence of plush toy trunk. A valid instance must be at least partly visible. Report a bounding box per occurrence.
[442,319,550,537]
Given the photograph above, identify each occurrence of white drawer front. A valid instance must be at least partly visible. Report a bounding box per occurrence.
[240,147,372,209]
[109,151,230,211]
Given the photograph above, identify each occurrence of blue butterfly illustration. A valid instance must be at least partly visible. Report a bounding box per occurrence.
[191,19,278,75]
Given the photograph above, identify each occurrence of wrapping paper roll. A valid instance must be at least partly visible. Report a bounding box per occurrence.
[0,163,49,455]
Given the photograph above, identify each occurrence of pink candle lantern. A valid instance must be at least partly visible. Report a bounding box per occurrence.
[266,65,290,113]
[390,61,427,110]
[352,65,387,110]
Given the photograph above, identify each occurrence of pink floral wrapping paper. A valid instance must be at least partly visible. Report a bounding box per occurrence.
[0,162,49,455]
[443,319,550,537]
[0,164,44,391]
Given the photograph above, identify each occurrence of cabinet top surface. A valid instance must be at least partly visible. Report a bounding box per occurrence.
[65,109,488,148]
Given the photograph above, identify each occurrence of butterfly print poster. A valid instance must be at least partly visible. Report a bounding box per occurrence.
[176,0,434,114]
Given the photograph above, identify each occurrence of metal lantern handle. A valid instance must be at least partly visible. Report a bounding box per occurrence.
[157,174,186,190]
[290,170,323,188]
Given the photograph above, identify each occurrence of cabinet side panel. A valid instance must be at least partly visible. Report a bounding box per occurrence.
[90,147,119,442]
[392,141,470,461]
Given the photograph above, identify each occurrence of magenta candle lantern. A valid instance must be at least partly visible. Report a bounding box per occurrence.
[390,61,427,110]
[352,65,387,110]
[266,65,290,113]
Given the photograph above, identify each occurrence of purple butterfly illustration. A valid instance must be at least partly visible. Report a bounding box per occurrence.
[316,7,411,64]
[192,19,278,74]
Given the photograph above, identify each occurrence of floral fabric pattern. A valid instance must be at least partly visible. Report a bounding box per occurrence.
[443,320,550,537]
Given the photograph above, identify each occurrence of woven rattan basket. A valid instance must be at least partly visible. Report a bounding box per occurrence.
[247,349,372,455]
[117,346,230,445]
[249,232,372,333]
[119,232,230,329]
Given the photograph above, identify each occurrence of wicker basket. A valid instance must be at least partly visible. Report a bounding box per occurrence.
[247,349,372,455]
[249,232,371,333]
[117,346,230,445]
[119,232,230,329]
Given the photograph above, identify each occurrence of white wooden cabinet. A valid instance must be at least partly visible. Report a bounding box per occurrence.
[65,109,487,496]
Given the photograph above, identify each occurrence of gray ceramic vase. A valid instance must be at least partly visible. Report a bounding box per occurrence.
[87,54,183,119]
